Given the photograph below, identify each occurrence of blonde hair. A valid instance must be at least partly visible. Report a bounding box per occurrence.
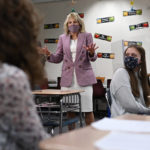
[64,12,85,34]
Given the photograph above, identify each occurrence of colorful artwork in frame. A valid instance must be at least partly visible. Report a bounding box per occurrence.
[123,41,142,46]
[44,39,58,43]
[97,53,115,59]
[123,9,142,16]
[97,16,114,24]
[44,23,59,29]
[94,33,112,42]
[129,22,149,31]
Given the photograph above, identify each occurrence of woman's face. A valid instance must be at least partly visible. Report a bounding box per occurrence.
[67,17,79,27]
[125,47,141,64]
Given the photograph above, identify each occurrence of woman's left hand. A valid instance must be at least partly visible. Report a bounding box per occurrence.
[83,43,99,56]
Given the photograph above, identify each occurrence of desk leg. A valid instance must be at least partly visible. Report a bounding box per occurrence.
[59,99,63,133]
[78,93,83,127]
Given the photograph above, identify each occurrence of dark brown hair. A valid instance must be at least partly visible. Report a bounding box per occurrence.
[0,0,44,87]
[124,45,150,106]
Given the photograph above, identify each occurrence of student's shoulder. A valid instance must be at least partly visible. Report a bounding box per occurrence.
[113,68,129,81]
[115,68,128,75]
[4,63,26,77]
[111,68,130,91]
[0,63,28,85]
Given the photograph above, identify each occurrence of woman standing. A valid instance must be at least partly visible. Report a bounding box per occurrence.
[42,12,98,127]
[110,45,150,117]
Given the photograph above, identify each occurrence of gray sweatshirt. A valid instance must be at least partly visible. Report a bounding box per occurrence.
[110,68,150,117]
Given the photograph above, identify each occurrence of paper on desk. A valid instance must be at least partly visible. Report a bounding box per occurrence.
[91,118,150,133]
[95,131,150,150]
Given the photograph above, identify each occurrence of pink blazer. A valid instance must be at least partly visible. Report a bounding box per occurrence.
[48,32,97,87]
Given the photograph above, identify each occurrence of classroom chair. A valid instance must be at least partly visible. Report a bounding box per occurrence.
[93,79,107,118]
[105,88,112,117]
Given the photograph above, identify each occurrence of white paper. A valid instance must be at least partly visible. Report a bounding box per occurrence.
[95,131,150,150]
[91,118,150,133]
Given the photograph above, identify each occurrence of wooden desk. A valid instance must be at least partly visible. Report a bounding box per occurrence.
[39,114,150,150]
[32,89,84,95]
[33,89,84,133]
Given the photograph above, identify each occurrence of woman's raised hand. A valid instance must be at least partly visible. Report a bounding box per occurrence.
[83,43,99,56]
[39,46,51,56]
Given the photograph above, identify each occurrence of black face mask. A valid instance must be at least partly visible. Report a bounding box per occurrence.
[124,56,139,70]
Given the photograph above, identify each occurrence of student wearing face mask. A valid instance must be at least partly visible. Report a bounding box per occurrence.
[42,12,98,127]
[110,45,150,117]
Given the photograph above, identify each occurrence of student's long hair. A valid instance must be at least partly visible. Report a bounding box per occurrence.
[0,0,44,88]
[124,45,150,106]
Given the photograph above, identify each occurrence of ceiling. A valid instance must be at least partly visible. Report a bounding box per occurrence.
[32,0,70,3]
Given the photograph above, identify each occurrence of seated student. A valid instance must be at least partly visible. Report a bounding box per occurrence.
[0,0,49,150]
[110,45,150,117]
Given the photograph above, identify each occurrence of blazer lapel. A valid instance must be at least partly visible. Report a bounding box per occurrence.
[75,33,86,62]
[64,35,72,61]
